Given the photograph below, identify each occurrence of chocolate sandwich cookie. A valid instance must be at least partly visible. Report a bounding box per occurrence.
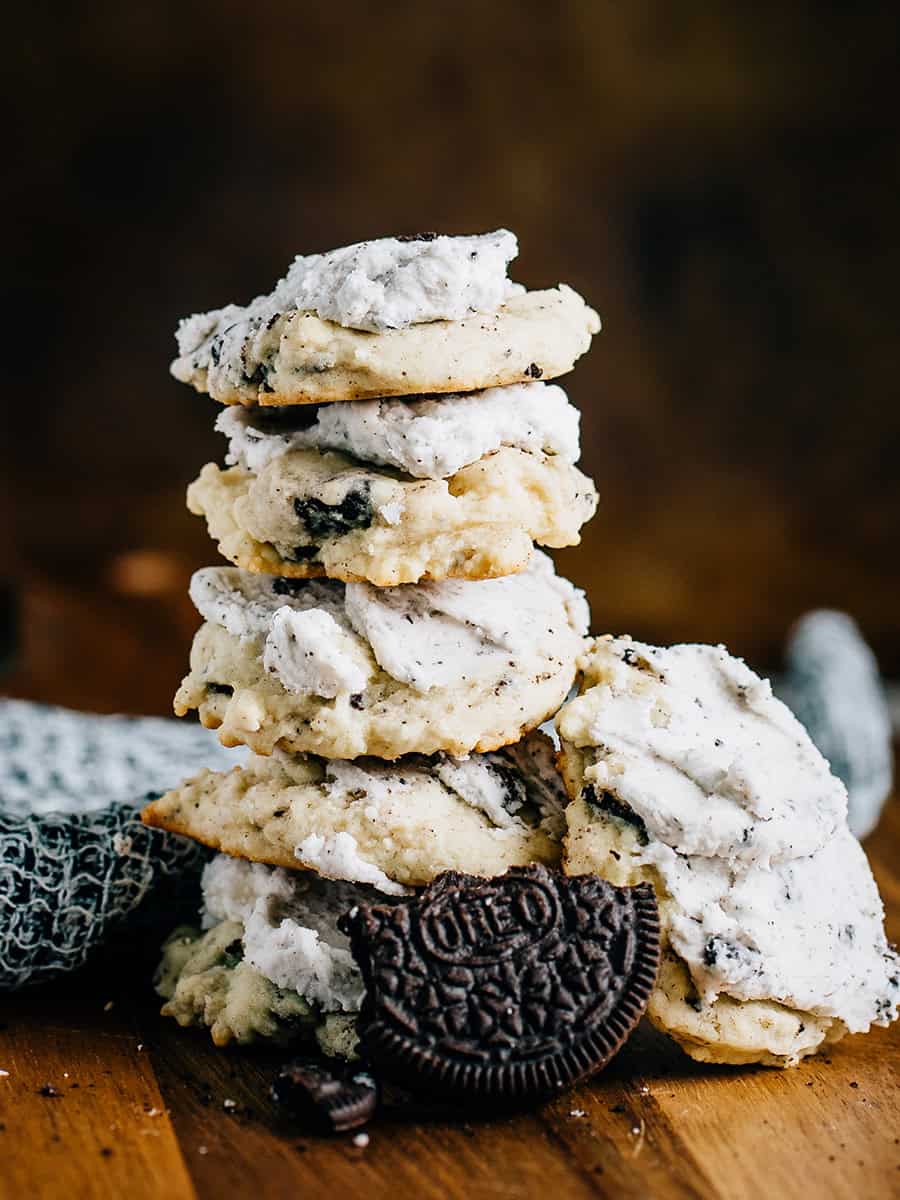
[340,864,660,1105]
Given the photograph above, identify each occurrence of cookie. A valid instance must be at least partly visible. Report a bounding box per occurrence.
[156,919,318,1048]
[157,855,373,1048]
[141,731,567,890]
[557,635,900,1067]
[174,556,589,760]
[171,231,599,407]
[340,864,660,1103]
[188,447,598,586]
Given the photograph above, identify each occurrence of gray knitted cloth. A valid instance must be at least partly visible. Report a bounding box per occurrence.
[0,699,241,989]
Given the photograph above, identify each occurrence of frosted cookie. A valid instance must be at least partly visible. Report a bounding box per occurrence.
[170,231,600,405]
[142,731,566,890]
[174,555,589,760]
[557,635,900,1067]
[190,449,597,586]
[190,381,598,585]
[157,855,369,1053]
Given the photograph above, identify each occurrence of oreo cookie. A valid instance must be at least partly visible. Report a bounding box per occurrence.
[272,1059,378,1132]
[339,864,660,1105]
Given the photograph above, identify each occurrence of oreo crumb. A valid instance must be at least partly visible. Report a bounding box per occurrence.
[582,785,649,845]
[294,486,373,540]
[272,1060,378,1133]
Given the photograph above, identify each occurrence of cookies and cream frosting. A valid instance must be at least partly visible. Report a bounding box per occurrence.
[557,635,900,1036]
[174,230,521,389]
[216,381,581,480]
[189,555,589,699]
[201,854,366,1012]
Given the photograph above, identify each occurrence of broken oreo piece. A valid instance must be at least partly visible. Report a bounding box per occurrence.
[271,1058,378,1133]
[339,864,660,1105]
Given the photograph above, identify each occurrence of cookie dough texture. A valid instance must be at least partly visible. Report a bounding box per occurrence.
[156,920,316,1047]
[172,285,600,406]
[188,446,598,586]
[175,557,589,760]
[558,635,900,1067]
[142,731,567,889]
[156,857,373,1051]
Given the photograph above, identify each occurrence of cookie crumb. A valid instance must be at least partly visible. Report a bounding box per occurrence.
[198,1145,209,1156]
[569,1109,586,1118]
[352,1132,370,1148]
[223,1098,238,1110]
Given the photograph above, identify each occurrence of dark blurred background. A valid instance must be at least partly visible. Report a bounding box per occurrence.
[4,1,899,714]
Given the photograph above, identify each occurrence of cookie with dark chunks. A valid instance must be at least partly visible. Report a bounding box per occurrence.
[272,1058,378,1132]
[339,864,660,1105]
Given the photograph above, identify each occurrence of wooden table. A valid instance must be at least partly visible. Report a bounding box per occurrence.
[1,584,899,1199]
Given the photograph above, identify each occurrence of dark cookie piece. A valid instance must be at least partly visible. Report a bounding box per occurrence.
[582,784,649,846]
[290,545,320,563]
[339,864,660,1105]
[396,232,438,243]
[205,682,234,696]
[271,577,311,597]
[245,404,320,436]
[293,485,373,540]
[271,1058,378,1132]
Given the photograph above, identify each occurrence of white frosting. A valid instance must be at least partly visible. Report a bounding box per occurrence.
[263,608,371,698]
[190,557,588,697]
[651,829,898,1031]
[565,638,847,864]
[174,232,522,389]
[314,730,566,839]
[559,635,900,1032]
[200,855,367,1012]
[295,831,411,896]
[217,381,581,480]
[433,756,525,829]
[343,552,589,693]
[189,568,345,640]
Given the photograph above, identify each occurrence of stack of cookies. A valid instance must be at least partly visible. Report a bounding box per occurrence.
[146,228,899,1074]
[144,231,602,1056]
